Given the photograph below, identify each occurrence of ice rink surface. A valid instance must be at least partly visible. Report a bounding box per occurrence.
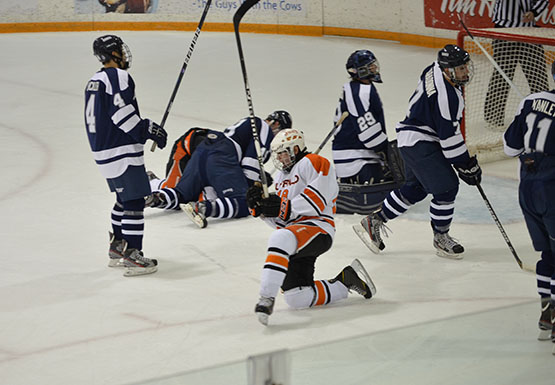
[0,30,552,384]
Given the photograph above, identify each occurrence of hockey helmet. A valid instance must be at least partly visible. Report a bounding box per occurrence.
[346,50,382,83]
[271,128,306,172]
[266,110,293,135]
[437,44,473,86]
[93,35,132,70]
[552,59,555,82]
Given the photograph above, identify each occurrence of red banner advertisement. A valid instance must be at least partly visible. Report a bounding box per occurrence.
[424,0,555,30]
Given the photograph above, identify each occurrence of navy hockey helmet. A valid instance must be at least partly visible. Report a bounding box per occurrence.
[93,35,132,70]
[437,44,473,86]
[346,50,382,83]
[266,110,292,134]
[552,59,555,82]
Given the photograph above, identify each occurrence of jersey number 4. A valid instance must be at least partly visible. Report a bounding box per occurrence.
[85,94,96,133]
[85,92,125,134]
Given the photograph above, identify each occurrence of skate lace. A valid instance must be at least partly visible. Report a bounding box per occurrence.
[436,233,460,249]
[373,218,391,242]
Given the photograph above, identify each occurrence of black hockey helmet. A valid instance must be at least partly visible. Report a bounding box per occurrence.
[93,35,132,70]
[437,44,470,69]
[346,50,382,83]
[437,44,473,86]
[266,110,292,134]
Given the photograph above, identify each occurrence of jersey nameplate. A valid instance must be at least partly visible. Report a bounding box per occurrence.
[424,68,436,97]
[86,81,99,92]
[532,99,555,117]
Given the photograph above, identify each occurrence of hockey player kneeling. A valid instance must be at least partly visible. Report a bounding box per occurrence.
[247,129,377,325]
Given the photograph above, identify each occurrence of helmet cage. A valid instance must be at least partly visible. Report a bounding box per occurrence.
[444,60,474,87]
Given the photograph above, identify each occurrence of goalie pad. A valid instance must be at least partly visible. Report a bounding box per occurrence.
[337,140,405,215]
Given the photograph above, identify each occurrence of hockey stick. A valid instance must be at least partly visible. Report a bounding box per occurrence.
[458,14,524,99]
[233,0,270,197]
[476,183,534,273]
[314,111,349,155]
[150,0,213,152]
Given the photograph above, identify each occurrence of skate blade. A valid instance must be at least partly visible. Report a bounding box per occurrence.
[108,258,125,268]
[350,258,377,298]
[123,266,158,277]
[435,249,464,260]
[256,312,269,326]
[538,329,551,341]
[352,224,382,254]
[182,203,208,228]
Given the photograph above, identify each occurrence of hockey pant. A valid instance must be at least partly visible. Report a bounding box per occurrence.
[259,226,349,309]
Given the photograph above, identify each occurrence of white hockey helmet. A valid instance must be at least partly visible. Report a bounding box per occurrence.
[271,128,306,172]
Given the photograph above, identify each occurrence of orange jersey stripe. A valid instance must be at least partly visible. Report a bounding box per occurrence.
[303,188,325,212]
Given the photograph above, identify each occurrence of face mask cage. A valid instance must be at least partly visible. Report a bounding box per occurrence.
[446,60,474,86]
[356,60,380,80]
[271,145,295,172]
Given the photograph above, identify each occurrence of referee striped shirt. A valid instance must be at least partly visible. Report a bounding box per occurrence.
[492,0,549,27]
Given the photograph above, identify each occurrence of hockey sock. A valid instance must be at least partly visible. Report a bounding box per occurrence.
[537,256,553,299]
[121,198,145,250]
[204,197,249,218]
[111,200,124,239]
[429,198,455,233]
[381,189,414,221]
[313,280,348,306]
[260,246,289,298]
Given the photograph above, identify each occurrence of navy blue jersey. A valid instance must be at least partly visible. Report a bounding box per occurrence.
[224,117,274,183]
[395,62,471,165]
[84,67,149,179]
[504,90,555,156]
[332,81,388,178]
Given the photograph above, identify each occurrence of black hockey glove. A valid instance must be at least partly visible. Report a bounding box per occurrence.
[455,156,482,186]
[246,182,264,217]
[259,194,291,221]
[146,120,167,149]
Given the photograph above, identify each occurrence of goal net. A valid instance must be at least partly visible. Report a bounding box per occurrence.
[458,27,555,163]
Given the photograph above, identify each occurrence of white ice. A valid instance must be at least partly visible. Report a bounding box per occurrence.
[0,31,552,385]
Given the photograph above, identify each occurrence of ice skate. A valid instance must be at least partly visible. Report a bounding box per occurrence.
[352,211,388,254]
[144,191,168,209]
[330,259,376,299]
[254,296,275,326]
[182,201,208,228]
[108,232,125,268]
[123,248,158,277]
[433,231,464,259]
[538,298,552,341]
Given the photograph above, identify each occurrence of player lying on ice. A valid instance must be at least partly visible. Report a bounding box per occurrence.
[247,128,377,325]
[145,111,291,228]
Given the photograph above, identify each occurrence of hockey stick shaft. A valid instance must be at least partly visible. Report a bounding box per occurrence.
[458,15,524,99]
[314,111,349,155]
[150,0,213,152]
[476,183,533,272]
[233,0,270,197]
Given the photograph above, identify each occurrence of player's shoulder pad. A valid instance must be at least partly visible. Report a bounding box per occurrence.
[304,153,331,176]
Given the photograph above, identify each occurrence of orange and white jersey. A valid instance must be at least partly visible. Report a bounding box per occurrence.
[265,153,339,237]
